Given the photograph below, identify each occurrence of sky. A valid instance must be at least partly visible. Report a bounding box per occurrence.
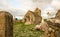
[0,0,60,19]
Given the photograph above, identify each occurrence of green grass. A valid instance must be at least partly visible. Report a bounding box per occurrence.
[13,22,44,37]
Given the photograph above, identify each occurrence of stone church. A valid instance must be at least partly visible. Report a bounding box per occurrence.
[22,8,42,24]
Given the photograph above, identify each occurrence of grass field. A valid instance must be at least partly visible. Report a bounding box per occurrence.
[13,22,44,37]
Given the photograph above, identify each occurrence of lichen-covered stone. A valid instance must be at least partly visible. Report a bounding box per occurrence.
[0,11,13,37]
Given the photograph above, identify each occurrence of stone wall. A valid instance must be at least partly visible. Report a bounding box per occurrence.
[55,10,60,19]
[0,11,13,37]
[34,8,41,16]
[22,8,42,24]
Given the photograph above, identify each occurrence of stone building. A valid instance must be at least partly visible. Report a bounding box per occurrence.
[35,19,60,37]
[46,20,60,37]
[0,11,13,37]
[34,8,41,16]
[34,9,60,37]
[55,10,60,19]
[22,8,42,24]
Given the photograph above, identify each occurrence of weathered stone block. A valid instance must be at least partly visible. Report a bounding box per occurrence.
[0,11,13,37]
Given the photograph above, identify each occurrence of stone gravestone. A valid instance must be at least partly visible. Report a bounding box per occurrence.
[0,11,13,37]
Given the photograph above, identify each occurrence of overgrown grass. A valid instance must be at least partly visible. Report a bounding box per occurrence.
[13,22,44,37]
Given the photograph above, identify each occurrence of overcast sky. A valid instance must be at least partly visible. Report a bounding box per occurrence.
[0,0,60,19]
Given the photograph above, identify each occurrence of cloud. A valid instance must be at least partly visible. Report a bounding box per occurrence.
[0,0,52,11]
[41,0,60,18]
[32,0,52,10]
[0,0,60,19]
[51,0,60,10]
[32,0,52,3]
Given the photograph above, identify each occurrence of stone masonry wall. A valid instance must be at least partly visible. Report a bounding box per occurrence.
[0,11,13,37]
